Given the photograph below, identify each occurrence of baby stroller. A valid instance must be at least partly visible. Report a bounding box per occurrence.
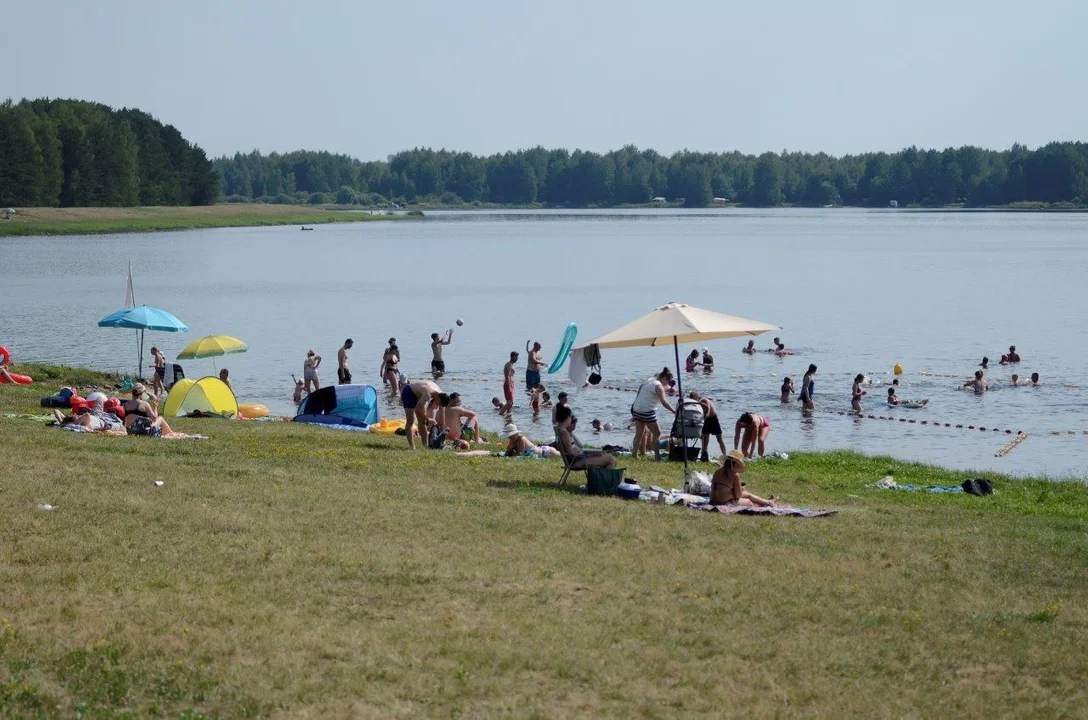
[669,397,704,461]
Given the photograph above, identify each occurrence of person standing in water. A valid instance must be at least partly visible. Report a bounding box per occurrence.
[525,341,545,391]
[685,350,702,372]
[218,368,233,392]
[430,329,453,376]
[302,349,322,395]
[799,364,817,410]
[851,374,867,413]
[337,338,353,384]
[701,348,714,371]
[780,376,794,403]
[381,340,400,390]
[963,369,988,394]
[501,351,519,413]
[742,340,757,355]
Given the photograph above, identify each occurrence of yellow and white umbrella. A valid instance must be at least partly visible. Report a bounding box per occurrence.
[176,335,248,371]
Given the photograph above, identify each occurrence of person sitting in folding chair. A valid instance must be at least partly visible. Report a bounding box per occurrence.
[556,405,615,475]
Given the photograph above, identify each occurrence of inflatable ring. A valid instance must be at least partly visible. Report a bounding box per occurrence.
[369,417,406,435]
[547,322,578,374]
[0,344,9,366]
[238,403,270,419]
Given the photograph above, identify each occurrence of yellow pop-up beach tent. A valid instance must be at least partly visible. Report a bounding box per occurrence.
[162,376,239,418]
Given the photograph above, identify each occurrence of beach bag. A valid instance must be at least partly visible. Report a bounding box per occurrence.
[961,479,994,496]
[584,343,602,385]
[586,467,626,496]
[427,424,445,449]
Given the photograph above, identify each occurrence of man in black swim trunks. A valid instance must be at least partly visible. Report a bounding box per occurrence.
[690,391,726,462]
[337,339,353,384]
[431,329,452,376]
[150,346,166,396]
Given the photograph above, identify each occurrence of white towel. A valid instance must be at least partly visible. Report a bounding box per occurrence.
[568,347,587,387]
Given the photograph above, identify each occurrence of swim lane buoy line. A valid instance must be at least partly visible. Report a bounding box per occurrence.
[548,322,578,374]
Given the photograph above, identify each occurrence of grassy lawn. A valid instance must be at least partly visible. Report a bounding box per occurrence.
[0,205,416,238]
[1,365,1086,717]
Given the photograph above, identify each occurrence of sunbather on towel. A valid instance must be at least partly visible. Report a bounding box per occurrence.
[122,383,175,437]
[501,422,561,459]
[710,450,777,507]
[52,396,124,433]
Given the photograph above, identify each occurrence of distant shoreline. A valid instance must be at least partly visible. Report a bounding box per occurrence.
[415,202,1088,213]
[0,204,419,238]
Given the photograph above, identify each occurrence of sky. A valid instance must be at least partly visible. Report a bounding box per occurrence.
[4,0,1086,160]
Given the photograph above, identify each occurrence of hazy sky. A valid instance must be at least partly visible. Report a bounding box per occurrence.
[4,0,1085,160]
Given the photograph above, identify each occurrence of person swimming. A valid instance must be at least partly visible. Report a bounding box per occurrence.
[979,356,990,370]
[887,387,900,406]
[1031,372,1040,386]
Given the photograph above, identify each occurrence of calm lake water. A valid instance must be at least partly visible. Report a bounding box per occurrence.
[2,209,1086,479]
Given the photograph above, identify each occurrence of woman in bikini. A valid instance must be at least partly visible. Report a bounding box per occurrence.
[684,350,702,372]
[302,350,322,395]
[851,373,867,413]
[710,450,777,507]
[122,383,175,437]
[734,411,771,459]
[382,343,401,391]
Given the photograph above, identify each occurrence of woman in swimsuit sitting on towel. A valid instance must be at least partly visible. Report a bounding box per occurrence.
[122,383,176,437]
[710,449,777,507]
[734,411,771,459]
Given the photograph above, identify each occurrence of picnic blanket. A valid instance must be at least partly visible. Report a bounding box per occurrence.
[692,503,837,518]
[61,424,207,440]
[881,484,962,493]
[3,413,56,423]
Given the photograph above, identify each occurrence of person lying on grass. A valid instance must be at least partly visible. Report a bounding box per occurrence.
[52,396,124,433]
[501,423,561,459]
[709,449,778,507]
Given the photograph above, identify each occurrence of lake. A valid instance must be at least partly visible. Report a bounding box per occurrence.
[2,208,1086,479]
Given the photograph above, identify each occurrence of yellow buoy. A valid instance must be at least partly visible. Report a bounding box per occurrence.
[893,363,903,376]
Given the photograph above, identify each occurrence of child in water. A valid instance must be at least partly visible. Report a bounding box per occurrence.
[887,387,900,406]
[291,375,304,404]
[780,376,794,403]
[851,374,867,413]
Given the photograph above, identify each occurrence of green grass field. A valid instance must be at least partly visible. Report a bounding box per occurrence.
[0,205,417,238]
[1,364,1086,717]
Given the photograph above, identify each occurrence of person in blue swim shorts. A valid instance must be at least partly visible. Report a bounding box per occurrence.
[525,340,544,391]
[401,378,441,449]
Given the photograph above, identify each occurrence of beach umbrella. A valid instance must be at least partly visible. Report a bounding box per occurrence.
[98,305,188,378]
[581,302,779,478]
[176,335,248,371]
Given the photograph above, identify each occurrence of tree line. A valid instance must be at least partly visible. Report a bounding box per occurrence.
[0,99,218,207]
[215,142,1088,208]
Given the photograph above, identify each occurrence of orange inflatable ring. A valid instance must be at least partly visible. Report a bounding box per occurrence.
[0,345,10,365]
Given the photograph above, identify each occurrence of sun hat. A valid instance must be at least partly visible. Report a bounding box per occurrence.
[724,449,746,468]
[501,423,522,438]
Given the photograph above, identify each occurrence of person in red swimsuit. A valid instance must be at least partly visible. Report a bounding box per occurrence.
[734,412,771,459]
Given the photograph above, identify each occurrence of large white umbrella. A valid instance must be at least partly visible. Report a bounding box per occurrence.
[581,302,780,478]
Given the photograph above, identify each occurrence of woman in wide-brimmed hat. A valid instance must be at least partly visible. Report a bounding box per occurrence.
[709,450,777,507]
[501,423,560,459]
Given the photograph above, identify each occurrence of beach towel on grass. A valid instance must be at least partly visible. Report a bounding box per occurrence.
[878,484,963,493]
[692,504,837,518]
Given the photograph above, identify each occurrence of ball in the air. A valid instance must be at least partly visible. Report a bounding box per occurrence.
[456,318,464,326]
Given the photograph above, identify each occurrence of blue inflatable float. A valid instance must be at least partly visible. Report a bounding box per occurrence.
[548,322,578,374]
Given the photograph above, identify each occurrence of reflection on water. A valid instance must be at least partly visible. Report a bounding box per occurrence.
[1,209,1086,479]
